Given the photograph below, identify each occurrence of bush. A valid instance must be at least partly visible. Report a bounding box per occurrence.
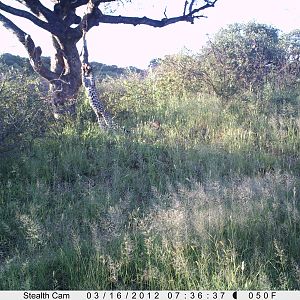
[0,66,51,154]
[195,22,300,102]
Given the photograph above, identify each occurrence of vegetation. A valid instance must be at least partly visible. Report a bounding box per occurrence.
[0,53,141,79]
[0,0,218,115]
[0,22,300,290]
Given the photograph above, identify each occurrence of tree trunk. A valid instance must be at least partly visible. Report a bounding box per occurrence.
[49,36,82,117]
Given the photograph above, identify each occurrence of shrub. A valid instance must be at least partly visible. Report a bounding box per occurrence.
[0,66,51,154]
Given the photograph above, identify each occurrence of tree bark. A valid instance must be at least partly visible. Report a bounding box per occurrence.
[49,36,82,117]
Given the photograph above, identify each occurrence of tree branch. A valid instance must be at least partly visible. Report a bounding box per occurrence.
[0,2,64,36]
[183,1,189,16]
[93,12,201,28]
[82,0,218,29]
[189,0,218,16]
[189,0,197,14]
[16,0,56,22]
[0,12,58,82]
[56,0,116,9]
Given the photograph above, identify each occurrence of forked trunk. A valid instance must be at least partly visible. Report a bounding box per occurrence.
[49,36,82,117]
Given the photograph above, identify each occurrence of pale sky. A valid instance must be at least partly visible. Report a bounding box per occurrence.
[0,0,299,68]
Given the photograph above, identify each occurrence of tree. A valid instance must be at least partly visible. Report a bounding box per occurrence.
[280,29,300,86]
[0,0,218,116]
[198,22,285,99]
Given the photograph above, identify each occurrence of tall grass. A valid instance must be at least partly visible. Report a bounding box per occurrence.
[0,68,299,290]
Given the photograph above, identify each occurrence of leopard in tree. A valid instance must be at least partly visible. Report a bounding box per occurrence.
[81,61,114,130]
[80,27,114,129]
[80,26,129,133]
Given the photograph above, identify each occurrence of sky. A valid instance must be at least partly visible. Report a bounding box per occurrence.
[0,0,299,69]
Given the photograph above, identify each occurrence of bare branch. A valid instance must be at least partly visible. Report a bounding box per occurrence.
[183,1,189,16]
[57,0,116,9]
[0,1,64,36]
[189,0,218,16]
[0,12,58,81]
[82,0,218,29]
[164,7,167,19]
[16,0,56,22]
[189,0,196,13]
[91,13,200,28]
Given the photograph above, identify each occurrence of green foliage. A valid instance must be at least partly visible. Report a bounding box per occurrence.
[91,62,142,80]
[279,29,300,87]
[0,53,50,76]
[0,53,142,80]
[147,54,202,98]
[0,67,51,153]
[197,22,299,100]
[99,54,203,127]
[0,53,33,75]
